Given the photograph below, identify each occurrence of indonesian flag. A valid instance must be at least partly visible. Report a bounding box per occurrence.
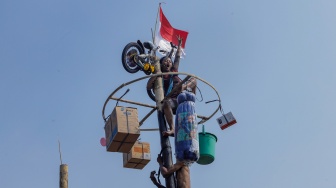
[155,6,189,56]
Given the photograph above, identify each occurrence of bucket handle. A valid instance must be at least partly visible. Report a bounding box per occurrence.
[201,124,205,135]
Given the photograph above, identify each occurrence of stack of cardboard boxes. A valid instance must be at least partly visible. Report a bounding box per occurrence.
[104,106,151,169]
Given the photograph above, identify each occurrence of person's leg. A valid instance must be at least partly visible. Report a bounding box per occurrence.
[162,99,176,136]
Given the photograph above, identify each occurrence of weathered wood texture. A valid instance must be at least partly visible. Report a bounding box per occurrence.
[60,164,68,188]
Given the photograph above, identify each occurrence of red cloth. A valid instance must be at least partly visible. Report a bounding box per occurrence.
[159,6,188,48]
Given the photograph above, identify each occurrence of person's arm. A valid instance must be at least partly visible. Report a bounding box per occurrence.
[167,42,175,59]
[157,155,184,178]
[182,77,197,94]
[150,171,166,188]
[172,35,183,71]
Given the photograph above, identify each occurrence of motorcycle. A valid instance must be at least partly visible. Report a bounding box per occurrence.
[121,40,159,75]
[121,40,176,101]
[121,40,177,74]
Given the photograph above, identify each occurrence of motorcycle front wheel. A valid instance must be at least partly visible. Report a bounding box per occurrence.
[121,42,144,73]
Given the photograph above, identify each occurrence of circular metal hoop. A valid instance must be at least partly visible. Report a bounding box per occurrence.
[102,72,221,125]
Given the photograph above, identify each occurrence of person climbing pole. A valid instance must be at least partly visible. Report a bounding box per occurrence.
[149,36,198,188]
[156,153,191,188]
[147,35,197,137]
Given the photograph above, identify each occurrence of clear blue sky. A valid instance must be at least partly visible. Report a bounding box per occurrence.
[1,0,336,187]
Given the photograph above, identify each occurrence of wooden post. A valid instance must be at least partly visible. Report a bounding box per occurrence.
[153,59,176,188]
[60,164,68,188]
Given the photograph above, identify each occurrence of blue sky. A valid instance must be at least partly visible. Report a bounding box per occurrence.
[1,0,336,187]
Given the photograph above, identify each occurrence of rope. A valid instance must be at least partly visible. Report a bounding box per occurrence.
[116,88,130,107]
[219,103,229,123]
[157,148,164,185]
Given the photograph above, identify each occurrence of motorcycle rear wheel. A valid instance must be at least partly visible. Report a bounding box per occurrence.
[146,78,156,101]
[147,88,156,102]
[121,42,144,73]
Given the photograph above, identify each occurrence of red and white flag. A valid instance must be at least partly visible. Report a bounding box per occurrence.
[155,6,189,56]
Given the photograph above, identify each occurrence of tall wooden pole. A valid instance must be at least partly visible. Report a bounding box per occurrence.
[59,164,68,188]
[153,59,176,188]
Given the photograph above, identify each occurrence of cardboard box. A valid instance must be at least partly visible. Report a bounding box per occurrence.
[123,142,151,170]
[105,106,140,153]
[217,112,237,130]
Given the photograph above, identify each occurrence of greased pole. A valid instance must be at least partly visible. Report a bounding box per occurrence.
[153,59,176,188]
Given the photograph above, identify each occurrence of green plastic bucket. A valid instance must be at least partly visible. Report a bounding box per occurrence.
[197,125,218,165]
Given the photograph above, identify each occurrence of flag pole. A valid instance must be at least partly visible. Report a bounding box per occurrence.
[152,3,164,44]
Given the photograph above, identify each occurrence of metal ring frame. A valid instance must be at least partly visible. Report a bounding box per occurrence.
[102,72,221,125]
